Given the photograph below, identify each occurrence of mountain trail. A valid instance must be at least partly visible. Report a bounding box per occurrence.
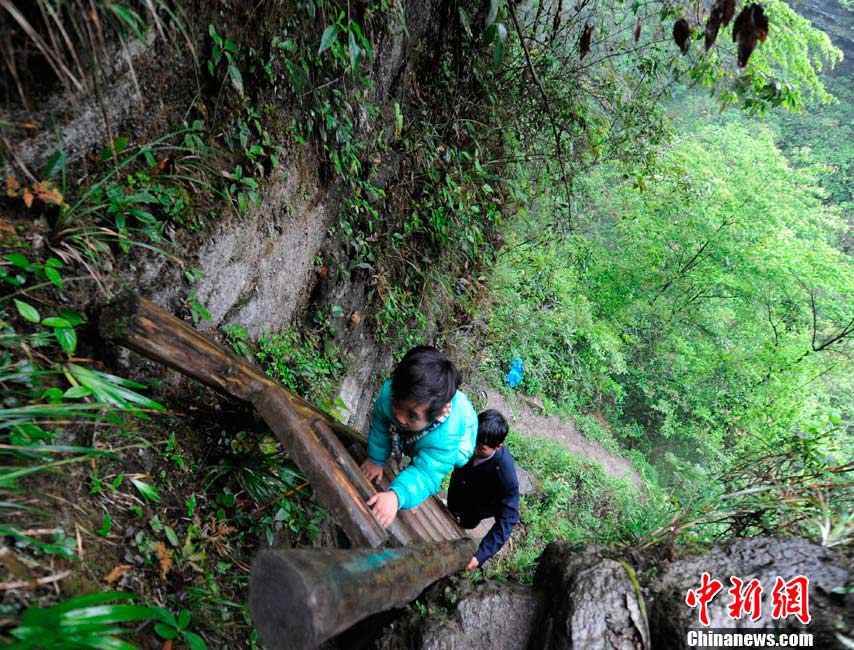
[484,388,642,487]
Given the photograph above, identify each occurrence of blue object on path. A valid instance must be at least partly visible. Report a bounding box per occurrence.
[505,358,523,388]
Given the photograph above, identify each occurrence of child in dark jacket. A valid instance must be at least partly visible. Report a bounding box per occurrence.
[447,409,520,570]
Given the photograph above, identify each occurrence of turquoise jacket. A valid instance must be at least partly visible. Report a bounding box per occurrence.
[367,380,477,510]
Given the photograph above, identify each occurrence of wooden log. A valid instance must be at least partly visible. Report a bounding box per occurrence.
[99,292,386,548]
[313,420,416,547]
[100,292,368,445]
[250,390,386,548]
[249,539,477,649]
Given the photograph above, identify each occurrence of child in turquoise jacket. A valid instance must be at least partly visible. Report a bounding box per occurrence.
[361,346,478,528]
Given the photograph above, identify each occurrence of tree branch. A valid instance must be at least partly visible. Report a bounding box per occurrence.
[507,0,575,228]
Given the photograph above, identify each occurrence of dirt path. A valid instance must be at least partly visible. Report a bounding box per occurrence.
[485,389,642,487]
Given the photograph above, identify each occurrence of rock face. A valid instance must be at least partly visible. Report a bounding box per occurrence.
[191,166,333,337]
[420,585,543,650]
[369,537,852,650]
[531,543,650,650]
[371,583,543,650]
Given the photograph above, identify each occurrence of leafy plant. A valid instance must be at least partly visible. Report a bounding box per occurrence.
[223,324,251,357]
[0,526,77,560]
[205,432,323,545]
[7,592,206,650]
[256,327,345,403]
[222,165,259,213]
[2,253,65,289]
[131,477,161,503]
[64,364,164,414]
[184,290,211,325]
[208,24,244,97]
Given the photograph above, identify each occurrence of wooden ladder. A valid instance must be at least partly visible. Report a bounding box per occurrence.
[99,293,480,648]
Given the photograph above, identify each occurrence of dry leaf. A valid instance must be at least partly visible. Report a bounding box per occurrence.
[153,157,170,175]
[19,122,37,129]
[6,175,20,197]
[104,564,133,583]
[22,188,33,208]
[0,218,15,234]
[351,312,362,325]
[33,181,63,206]
[155,542,174,578]
[579,23,593,59]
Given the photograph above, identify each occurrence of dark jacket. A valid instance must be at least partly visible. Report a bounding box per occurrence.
[447,445,520,565]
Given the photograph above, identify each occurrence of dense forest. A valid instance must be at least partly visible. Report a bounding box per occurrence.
[0,0,850,647]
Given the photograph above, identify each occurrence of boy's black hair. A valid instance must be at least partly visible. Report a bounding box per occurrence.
[477,409,509,447]
[391,346,460,420]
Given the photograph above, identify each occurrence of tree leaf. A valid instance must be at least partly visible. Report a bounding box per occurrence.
[59,309,84,326]
[44,266,63,288]
[63,386,92,399]
[97,513,113,537]
[494,28,507,67]
[55,327,78,355]
[155,623,178,639]
[14,299,40,323]
[131,478,161,503]
[484,23,498,46]
[42,316,71,328]
[44,150,66,178]
[349,31,361,73]
[164,525,180,547]
[228,63,244,97]
[485,0,498,29]
[5,252,30,269]
[319,25,337,54]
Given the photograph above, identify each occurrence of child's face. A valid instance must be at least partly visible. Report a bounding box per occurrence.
[473,442,502,458]
[391,399,431,431]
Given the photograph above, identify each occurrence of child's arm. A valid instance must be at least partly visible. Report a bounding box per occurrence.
[390,393,476,509]
[362,381,394,484]
[389,439,458,510]
[470,465,520,568]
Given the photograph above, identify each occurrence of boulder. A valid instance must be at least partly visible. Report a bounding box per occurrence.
[646,537,853,649]
[367,536,852,650]
[516,465,540,498]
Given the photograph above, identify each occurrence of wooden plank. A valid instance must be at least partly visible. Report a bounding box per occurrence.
[417,495,454,542]
[431,495,469,540]
[419,497,459,541]
[99,292,472,549]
